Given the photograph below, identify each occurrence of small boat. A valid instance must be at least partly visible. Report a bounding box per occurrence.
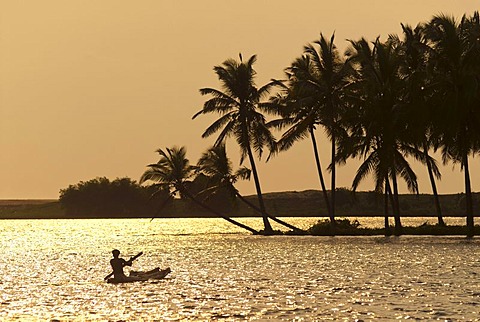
[106,267,171,284]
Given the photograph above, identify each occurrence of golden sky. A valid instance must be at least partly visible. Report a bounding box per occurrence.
[1,0,479,199]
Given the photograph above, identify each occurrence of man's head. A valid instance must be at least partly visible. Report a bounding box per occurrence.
[112,249,120,258]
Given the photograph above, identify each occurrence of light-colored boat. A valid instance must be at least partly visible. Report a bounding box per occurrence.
[107,267,171,284]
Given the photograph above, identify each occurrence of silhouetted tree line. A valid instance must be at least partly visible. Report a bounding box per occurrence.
[59,177,169,217]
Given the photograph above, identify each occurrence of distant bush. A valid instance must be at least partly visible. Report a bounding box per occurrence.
[59,177,166,217]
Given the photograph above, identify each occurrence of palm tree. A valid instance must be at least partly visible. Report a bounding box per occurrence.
[393,23,446,226]
[274,33,352,223]
[140,146,258,234]
[273,55,331,219]
[193,54,277,234]
[340,37,426,235]
[424,13,480,237]
[196,144,303,232]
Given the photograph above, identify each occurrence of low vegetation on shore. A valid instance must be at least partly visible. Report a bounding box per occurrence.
[303,219,480,236]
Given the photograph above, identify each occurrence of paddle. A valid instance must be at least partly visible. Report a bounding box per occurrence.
[104,251,143,281]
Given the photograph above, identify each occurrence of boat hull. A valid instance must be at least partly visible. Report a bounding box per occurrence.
[107,267,171,284]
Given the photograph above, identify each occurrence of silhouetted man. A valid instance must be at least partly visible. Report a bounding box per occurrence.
[110,249,132,280]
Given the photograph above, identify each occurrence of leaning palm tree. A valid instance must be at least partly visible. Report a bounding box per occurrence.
[197,144,303,232]
[424,12,480,237]
[273,33,352,224]
[140,146,258,234]
[193,54,276,234]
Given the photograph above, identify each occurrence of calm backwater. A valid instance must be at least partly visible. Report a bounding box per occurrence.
[0,217,479,321]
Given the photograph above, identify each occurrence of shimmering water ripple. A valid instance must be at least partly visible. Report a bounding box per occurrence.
[0,218,479,320]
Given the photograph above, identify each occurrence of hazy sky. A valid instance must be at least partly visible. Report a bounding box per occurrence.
[1,1,479,199]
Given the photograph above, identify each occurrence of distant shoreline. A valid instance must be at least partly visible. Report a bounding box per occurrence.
[0,190,478,220]
[0,199,57,205]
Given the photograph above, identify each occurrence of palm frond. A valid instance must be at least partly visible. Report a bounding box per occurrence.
[394,150,419,193]
[212,120,234,147]
[201,113,235,139]
[278,118,312,151]
[352,151,378,191]
[257,80,280,100]
[234,167,251,182]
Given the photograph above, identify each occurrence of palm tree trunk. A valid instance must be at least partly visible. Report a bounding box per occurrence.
[384,180,391,236]
[245,144,273,234]
[385,178,396,218]
[235,192,304,232]
[463,153,474,238]
[309,126,332,218]
[390,171,403,235]
[423,141,445,226]
[330,129,336,223]
[182,188,259,234]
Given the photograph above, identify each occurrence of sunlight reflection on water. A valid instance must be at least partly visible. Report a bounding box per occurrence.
[0,218,479,320]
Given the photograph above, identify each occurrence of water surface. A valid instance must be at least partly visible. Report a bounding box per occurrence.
[0,218,479,320]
